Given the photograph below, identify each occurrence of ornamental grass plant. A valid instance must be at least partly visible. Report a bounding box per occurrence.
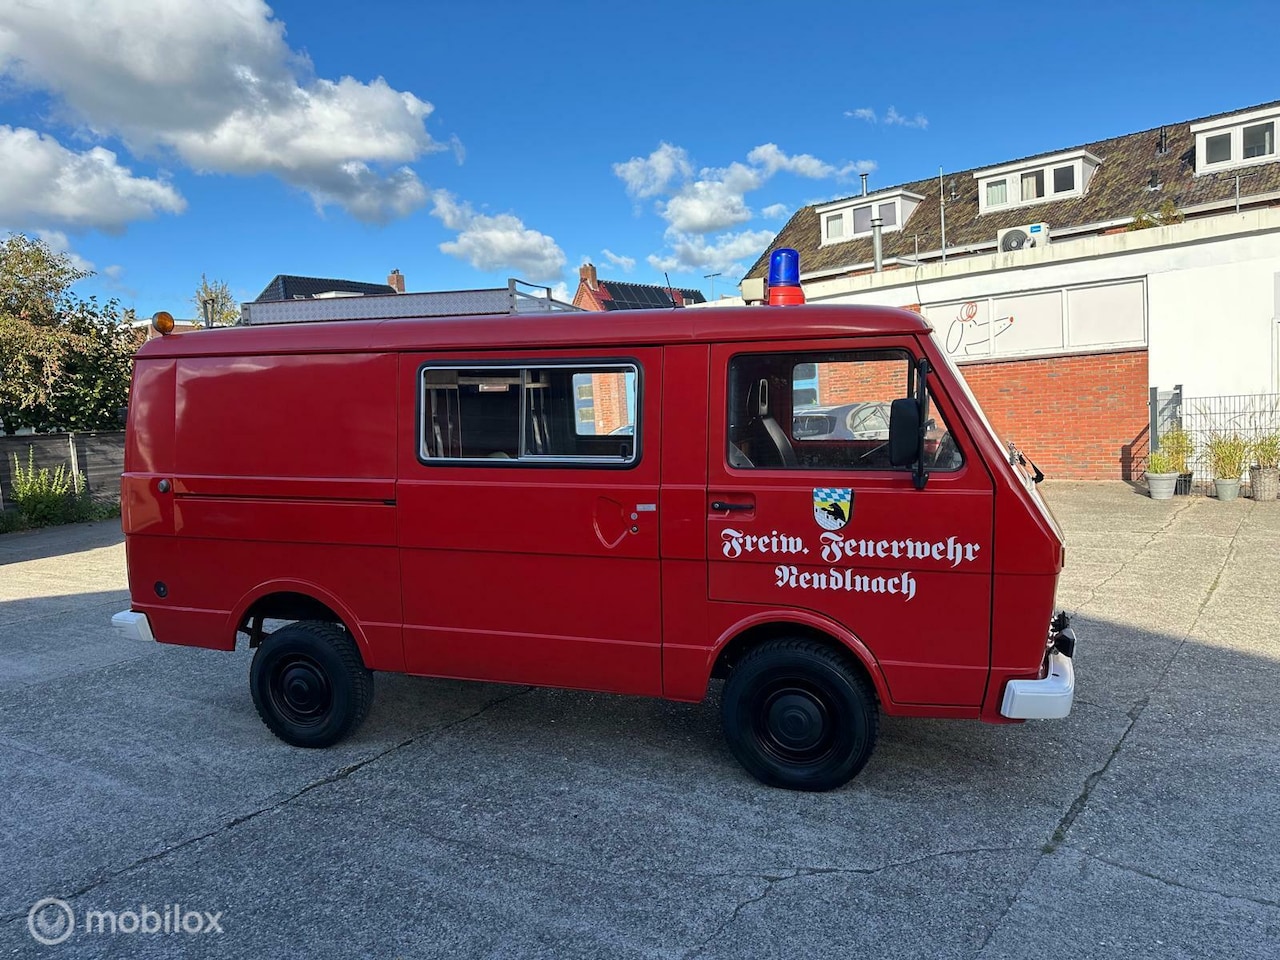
[1204,433,1248,481]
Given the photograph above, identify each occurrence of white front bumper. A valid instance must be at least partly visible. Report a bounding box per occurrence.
[1000,632,1076,720]
[112,610,156,644]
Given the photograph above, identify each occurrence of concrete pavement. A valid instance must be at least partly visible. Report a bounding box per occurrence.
[0,484,1277,958]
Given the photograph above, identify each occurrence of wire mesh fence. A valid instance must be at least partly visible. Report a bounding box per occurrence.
[1167,392,1280,484]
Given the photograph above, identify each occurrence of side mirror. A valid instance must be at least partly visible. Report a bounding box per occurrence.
[888,398,920,467]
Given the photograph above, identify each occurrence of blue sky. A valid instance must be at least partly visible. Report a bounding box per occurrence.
[0,0,1275,319]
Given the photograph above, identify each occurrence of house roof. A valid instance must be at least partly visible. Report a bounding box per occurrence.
[576,277,707,311]
[745,99,1280,281]
[254,274,397,302]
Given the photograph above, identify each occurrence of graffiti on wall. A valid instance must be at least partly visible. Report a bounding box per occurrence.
[944,301,1014,357]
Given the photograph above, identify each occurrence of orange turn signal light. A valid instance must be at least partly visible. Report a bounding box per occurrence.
[152,311,175,335]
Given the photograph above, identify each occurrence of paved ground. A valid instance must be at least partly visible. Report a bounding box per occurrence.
[1,483,1277,958]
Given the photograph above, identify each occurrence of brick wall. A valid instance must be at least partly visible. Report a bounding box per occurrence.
[817,359,908,405]
[591,372,629,435]
[958,350,1149,480]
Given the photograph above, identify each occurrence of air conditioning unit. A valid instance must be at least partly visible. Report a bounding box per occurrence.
[997,223,1051,252]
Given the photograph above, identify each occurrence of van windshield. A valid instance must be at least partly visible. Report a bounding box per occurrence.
[931,338,1064,541]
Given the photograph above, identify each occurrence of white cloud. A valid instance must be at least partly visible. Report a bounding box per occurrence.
[430,190,565,284]
[846,105,928,130]
[0,0,448,222]
[761,203,790,220]
[617,141,869,273]
[103,264,124,280]
[601,249,636,272]
[0,126,185,232]
[884,106,928,129]
[748,144,837,179]
[647,228,776,277]
[613,143,692,199]
[660,162,762,234]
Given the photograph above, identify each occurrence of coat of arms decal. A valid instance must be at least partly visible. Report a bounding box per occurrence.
[813,487,853,531]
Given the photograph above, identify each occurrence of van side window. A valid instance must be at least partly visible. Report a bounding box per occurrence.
[421,364,638,465]
[727,350,961,471]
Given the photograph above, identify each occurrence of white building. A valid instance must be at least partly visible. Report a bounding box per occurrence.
[728,100,1280,479]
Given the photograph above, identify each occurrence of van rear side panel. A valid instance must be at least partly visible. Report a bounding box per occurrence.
[122,350,403,669]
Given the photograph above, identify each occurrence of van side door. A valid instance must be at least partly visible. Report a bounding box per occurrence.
[706,338,996,707]
[397,349,663,696]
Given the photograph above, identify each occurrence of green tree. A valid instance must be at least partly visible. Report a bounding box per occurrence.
[0,232,89,324]
[0,233,142,434]
[44,297,144,432]
[191,273,239,327]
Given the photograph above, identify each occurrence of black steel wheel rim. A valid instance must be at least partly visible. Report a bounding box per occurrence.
[754,679,838,765]
[269,654,332,727]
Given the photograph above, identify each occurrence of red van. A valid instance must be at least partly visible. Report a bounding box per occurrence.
[113,303,1075,790]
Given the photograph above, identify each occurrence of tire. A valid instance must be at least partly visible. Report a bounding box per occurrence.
[250,621,374,748]
[721,638,878,791]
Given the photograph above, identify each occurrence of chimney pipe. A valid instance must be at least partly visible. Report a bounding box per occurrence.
[871,217,884,273]
[579,262,598,290]
[860,173,869,196]
[387,269,405,294]
[1157,126,1168,156]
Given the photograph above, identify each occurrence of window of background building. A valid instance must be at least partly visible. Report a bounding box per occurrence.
[1244,122,1274,159]
[1206,132,1232,164]
[1021,169,1045,201]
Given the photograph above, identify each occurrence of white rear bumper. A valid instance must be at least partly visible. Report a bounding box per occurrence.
[1000,631,1076,719]
[112,610,156,644]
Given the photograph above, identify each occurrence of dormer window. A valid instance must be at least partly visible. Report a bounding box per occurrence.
[1192,107,1279,173]
[974,150,1100,215]
[1244,122,1274,158]
[815,189,923,247]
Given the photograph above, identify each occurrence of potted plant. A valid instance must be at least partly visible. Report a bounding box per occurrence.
[1205,432,1248,501]
[1249,431,1280,500]
[1160,427,1196,495]
[1145,449,1179,500]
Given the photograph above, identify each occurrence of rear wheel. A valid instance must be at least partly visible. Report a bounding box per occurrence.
[721,638,878,791]
[250,621,373,747]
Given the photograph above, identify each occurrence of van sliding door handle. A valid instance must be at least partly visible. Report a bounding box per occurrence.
[711,501,754,512]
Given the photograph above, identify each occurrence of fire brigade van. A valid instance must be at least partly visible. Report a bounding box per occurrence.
[113,280,1075,791]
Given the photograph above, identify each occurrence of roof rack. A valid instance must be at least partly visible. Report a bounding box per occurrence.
[239,278,580,325]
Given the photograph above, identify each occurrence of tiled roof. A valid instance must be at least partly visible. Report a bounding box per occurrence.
[576,278,707,311]
[254,275,397,302]
[597,280,706,310]
[745,100,1280,281]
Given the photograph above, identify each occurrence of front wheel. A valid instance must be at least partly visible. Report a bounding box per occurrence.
[721,638,878,791]
[250,621,374,748]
